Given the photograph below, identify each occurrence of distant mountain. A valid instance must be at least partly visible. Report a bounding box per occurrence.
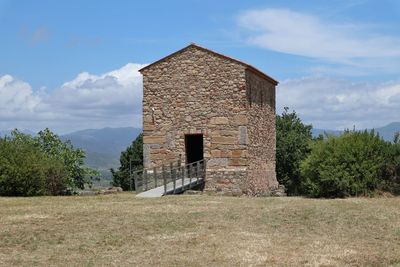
[373,122,400,142]
[61,127,142,170]
[312,122,400,142]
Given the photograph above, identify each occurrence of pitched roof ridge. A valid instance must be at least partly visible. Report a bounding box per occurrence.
[139,43,278,85]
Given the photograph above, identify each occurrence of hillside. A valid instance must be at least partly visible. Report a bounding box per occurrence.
[312,122,400,141]
[61,127,142,170]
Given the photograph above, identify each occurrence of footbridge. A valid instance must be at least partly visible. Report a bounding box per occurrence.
[133,159,206,198]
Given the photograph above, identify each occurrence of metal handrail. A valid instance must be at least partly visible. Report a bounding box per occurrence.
[132,159,206,194]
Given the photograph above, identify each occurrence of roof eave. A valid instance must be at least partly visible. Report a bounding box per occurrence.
[245,66,279,86]
[139,43,279,86]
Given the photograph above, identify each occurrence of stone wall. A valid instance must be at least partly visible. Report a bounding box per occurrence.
[245,70,278,195]
[141,45,249,193]
[141,44,278,195]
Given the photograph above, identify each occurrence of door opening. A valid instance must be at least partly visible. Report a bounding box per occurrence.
[185,134,204,164]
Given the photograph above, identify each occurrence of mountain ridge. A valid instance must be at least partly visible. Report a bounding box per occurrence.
[312,122,400,141]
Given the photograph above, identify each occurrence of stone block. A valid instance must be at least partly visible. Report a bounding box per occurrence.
[239,126,248,145]
[221,150,231,157]
[220,130,237,136]
[229,158,247,166]
[211,117,229,125]
[151,153,165,160]
[144,115,153,123]
[213,136,236,144]
[143,136,166,144]
[143,124,156,131]
[211,149,221,157]
[207,158,228,167]
[231,149,246,158]
[233,114,248,125]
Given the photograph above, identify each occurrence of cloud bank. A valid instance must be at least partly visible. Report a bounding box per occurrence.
[0,63,145,133]
[277,76,400,130]
[2,67,400,133]
[237,8,400,74]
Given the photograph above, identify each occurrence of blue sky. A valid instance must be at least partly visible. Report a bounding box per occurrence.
[1,0,400,133]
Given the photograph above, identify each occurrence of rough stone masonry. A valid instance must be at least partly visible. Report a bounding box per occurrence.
[139,43,279,196]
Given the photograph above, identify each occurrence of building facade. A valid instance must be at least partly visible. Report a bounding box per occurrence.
[139,44,279,196]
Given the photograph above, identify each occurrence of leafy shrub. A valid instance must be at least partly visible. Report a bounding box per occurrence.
[276,107,313,195]
[300,130,389,197]
[12,129,98,190]
[380,134,400,195]
[0,128,97,196]
[0,138,47,196]
[111,133,143,191]
[43,158,69,195]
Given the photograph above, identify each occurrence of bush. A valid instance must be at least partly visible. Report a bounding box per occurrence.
[111,133,143,191]
[0,138,46,196]
[380,134,400,195]
[43,158,69,195]
[300,130,389,197]
[33,129,97,189]
[276,107,313,195]
[12,129,98,190]
[0,128,97,196]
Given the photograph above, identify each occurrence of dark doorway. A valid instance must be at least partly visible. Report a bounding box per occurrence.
[185,134,204,164]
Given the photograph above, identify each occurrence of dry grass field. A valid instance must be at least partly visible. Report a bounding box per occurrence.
[0,194,399,267]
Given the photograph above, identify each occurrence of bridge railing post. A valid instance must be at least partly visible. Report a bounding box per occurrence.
[203,159,206,178]
[144,170,148,191]
[196,161,201,184]
[133,171,138,192]
[187,163,193,191]
[188,163,192,190]
[181,162,184,190]
[170,162,175,193]
[162,165,166,195]
[153,167,157,188]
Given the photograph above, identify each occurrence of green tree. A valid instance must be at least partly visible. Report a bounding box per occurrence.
[301,130,389,198]
[43,157,69,195]
[0,138,46,196]
[276,107,313,195]
[0,137,67,196]
[34,129,98,189]
[380,132,400,194]
[11,129,98,190]
[111,133,143,190]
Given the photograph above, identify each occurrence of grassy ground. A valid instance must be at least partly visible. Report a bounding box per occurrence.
[0,194,399,267]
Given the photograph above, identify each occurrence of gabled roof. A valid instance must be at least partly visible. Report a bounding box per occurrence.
[139,43,278,85]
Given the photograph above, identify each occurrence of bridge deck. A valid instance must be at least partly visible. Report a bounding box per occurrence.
[136,177,203,198]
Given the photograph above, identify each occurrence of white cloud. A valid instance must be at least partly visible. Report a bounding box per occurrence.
[277,76,400,130]
[0,75,41,118]
[3,63,399,134]
[237,8,400,65]
[0,63,146,133]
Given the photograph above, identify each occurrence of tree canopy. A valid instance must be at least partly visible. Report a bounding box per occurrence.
[0,129,97,196]
[276,107,313,195]
[111,133,143,191]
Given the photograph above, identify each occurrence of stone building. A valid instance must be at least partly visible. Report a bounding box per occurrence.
[139,43,279,196]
